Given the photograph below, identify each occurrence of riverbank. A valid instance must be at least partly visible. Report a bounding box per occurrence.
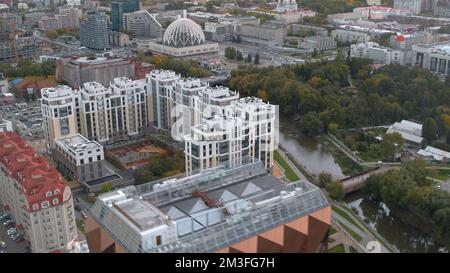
[319,135,367,177]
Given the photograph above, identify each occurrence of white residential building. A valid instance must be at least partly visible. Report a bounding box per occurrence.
[0,74,9,94]
[0,132,77,253]
[412,42,450,76]
[350,42,406,65]
[54,134,105,182]
[394,0,423,14]
[147,70,277,173]
[331,29,371,44]
[41,70,278,174]
[0,118,12,132]
[41,85,78,151]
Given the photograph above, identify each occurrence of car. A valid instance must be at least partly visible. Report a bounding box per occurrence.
[81,212,88,219]
[1,216,11,223]
[5,223,15,229]
[75,197,80,202]
[12,235,22,242]
[75,205,81,211]
[3,220,13,227]
[0,241,6,248]
[7,228,16,236]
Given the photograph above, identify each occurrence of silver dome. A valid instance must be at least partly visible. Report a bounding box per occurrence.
[163,18,205,47]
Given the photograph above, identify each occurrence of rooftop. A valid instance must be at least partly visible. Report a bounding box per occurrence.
[55,133,102,154]
[89,161,329,253]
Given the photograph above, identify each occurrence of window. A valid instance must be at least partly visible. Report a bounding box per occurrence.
[32,203,39,211]
[41,201,50,209]
[45,191,52,197]
[155,235,162,246]
[53,198,59,205]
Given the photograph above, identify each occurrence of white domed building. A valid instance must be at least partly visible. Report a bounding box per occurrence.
[137,11,218,57]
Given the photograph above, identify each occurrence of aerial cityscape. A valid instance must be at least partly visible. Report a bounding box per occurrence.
[0,0,449,256]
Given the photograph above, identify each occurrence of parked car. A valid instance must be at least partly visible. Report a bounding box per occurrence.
[12,235,22,242]
[1,216,11,223]
[10,233,19,240]
[81,212,88,219]
[3,220,13,227]
[7,228,16,236]
[0,241,6,248]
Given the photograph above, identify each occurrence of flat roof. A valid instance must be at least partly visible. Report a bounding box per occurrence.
[55,133,102,153]
[114,198,168,231]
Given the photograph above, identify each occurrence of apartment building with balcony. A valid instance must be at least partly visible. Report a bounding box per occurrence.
[41,85,78,151]
[0,132,77,253]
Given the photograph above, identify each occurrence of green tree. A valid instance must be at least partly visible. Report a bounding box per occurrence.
[253,52,260,64]
[381,132,404,162]
[245,53,252,63]
[41,60,56,78]
[100,182,113,193]
[402,158,430,187]
[446,128,450,145]
[326,181,344,201]
[318,172,333,187]
[422,118,439,145]
[299,112,323,137]
[236,50,243,61]
[224,47,236,60]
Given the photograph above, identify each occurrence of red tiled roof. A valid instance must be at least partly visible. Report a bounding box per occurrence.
[0,132,68,211]
[14,76,57,91]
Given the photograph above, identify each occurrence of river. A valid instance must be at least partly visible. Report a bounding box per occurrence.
[279,119,345,179]
[346,194,444,253]
[279,118,444,253]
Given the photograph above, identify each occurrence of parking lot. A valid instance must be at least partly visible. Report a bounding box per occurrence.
[0,210,29,253]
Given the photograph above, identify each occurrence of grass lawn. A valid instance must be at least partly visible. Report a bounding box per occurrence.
[332,205,365,231]
[320,136,367,176]
[274,150,300,182]
[81,194,96,203]
[76,219,85,233]
[338,221,362,242]
[328,227,337,236]
[349,246,358,253]
[328,244,345,253]
[429,168,450,181]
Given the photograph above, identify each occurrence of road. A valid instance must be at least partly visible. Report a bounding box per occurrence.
[0,209,29,253]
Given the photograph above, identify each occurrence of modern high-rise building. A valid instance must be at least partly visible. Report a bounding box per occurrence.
[42,70,278,174]
[77,78,149,143]
[123,10,163,38]
[85,161,331,253]
[80,11,110,50]
[41,79,149,148]
[0,132,77,253]
[111,0,140,32]
[41,85,78,152]
[146,70,277,173]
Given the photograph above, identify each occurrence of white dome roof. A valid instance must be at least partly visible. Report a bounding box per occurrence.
[163,18,205,47]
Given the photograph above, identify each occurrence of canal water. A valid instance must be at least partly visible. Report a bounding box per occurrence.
[345,193,444,253]
[279,118,444,252]
[279,120,346,180]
